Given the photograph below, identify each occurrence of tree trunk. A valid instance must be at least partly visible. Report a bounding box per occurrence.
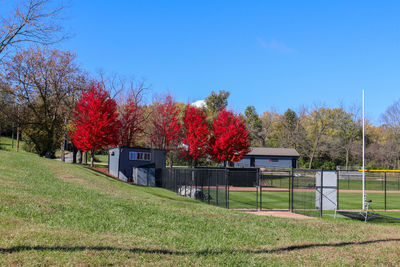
[61,139,65,162]
[11,122,14,148]
[78,150,82,164]
[90,149,95,167]
[72,145,77,164]
[223,161,227,167]
[308,135,322,169]
[83,152,87,164]
[16,127,20,152]
[345,149,349,169]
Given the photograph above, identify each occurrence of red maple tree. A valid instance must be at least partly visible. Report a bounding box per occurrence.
[118,96,146,147]
[70,83,120,166]
[181,105,210,166]
[208,109,250,166]
[150,95,182,166]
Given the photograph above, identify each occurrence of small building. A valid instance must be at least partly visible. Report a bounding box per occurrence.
[233,147,300,169]
[108,147,166,183]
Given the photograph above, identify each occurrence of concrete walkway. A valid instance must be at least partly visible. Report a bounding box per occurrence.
[242,210,316,220]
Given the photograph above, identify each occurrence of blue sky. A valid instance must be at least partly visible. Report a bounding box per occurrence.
[60,1,400,124]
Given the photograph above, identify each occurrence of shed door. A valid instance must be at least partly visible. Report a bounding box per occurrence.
[250,157,255,167]
[292,159,297,168]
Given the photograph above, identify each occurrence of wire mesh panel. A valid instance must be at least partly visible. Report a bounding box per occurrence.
[337,170,399,211]
[227,168,259,210]
[159,168,228,209]
[259,170,291,210]
[387,172,400,210]
[291,169,320,217]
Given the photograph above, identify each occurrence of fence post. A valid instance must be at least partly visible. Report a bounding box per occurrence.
[290,168,294,212]
[256,169,259,211]
[208,170,211,204]
[216,179,219,206]
[336,170,339,211]
[225,168,229,209]
[320,169,324,218]
[384,172,387,211]
[225,170,228,209]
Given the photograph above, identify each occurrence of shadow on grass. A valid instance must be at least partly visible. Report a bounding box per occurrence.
[2,238,400,255]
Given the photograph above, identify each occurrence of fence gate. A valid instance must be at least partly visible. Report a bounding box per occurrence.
[259,170,291,210]
[227,168,259,210]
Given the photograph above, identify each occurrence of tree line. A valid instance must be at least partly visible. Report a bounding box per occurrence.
[244,103,400,170]
[71,84,250,167]
[0,57,250,167]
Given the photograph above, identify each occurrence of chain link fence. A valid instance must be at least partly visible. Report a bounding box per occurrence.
[337,170,400,210]
[159,167,259,210]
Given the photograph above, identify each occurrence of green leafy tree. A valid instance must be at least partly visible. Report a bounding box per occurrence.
[244,106,263,146]
[5,47,83,157]
[302,107,336,169]
[205,90,230,120]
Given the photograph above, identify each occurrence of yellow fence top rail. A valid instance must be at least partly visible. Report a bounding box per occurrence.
[357,169,400,173]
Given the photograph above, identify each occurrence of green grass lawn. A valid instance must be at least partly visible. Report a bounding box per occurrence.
[227,190,400,212]
[2,150,400,265]
[338,178,400,191]
[94,154,108,163]
[262,174,400,191]
[0,136,26,153]
[228,190,289,210]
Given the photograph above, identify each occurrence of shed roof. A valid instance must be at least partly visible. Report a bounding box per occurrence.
[109,146,165,152]
[247,147,300,157]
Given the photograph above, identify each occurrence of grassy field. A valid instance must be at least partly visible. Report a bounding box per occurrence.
[94,154,108,163]
[229,190,400,211]
[2,147,400,265]
[0,136,26,153]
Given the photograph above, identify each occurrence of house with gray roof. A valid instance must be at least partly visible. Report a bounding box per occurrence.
[233,147,300,169]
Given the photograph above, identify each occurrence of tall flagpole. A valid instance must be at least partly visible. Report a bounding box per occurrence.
[362,89,366,210]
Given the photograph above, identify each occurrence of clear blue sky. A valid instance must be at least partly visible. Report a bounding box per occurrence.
[60,1,400,124]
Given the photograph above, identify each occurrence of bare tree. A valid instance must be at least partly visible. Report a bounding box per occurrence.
[5,47,84,157]
[0,0,67,56]
[117,78,149,147]
[333,107,361,169]
[382,99,400,134]
[380,99,400,168]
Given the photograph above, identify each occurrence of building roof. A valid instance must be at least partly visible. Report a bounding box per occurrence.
[246,147,300,157]
[109,146,166,152]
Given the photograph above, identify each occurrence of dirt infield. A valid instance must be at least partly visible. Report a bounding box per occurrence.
[238,209,316,219]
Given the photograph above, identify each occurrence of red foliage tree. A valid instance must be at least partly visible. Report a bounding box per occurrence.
[118,96,146,147]
[70,83,120,166]
[181,105,210,166]
[209,109,250,166]
[150,95,182,166]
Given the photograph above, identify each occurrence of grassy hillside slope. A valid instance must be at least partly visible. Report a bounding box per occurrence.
[1,148,400,266]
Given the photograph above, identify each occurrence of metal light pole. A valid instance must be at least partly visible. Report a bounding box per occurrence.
[362,89,366,210]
